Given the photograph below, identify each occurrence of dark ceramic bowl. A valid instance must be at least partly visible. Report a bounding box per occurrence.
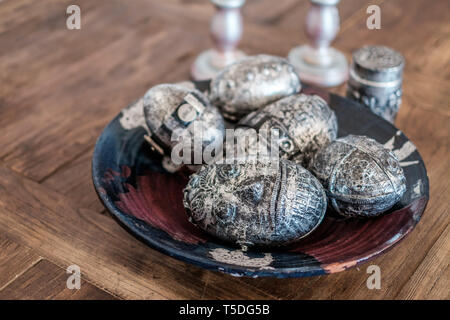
[92,83,428,278]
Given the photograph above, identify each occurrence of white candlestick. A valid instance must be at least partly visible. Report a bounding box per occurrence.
[288,0,348,87]
[191,0,247,81]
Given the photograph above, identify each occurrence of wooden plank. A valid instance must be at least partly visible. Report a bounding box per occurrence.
[242,0,302,25]
[0,165,275,299]
[402,71,450,117]
[147,0,214,20]
[0,29,192,181]
[0,0,195,179]
[0,259,116,300]
[396,224,450,300]
[0,0,120,99]
[0,0,70,35]
[333,0,450,81]
[41,146,107,213]
[268,0,385,33]
[143,0,305,27]
[0,235,42,290]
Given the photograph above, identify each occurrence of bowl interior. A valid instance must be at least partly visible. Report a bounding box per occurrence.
[92,85,428,278]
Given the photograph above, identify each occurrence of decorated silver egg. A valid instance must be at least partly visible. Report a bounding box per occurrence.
[309,135,407,218]
[183,160,327,249]
[143,84,225,165]
[237,93,338,167]
[209,54,302,121]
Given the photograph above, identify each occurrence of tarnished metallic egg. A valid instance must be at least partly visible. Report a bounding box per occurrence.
[143,84,225,166]
[183,160,327,249]
[237,94,338,167]
[209,55,302,121]
[309,135,407,218]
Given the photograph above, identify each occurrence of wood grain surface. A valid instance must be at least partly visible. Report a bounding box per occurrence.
[0,0,448,300]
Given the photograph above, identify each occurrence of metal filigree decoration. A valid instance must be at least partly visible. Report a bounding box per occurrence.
[238,93,338,167]
[209,55,301,121]
[309,135,407,218]
[353,45,404,70]
[347,45,405,123]
[143,84,225,162]
[183,160,327,249]
[347,87,402,123]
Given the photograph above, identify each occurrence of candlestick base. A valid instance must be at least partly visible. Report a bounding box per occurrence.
[191,49,246,81]
[288,45,348,87]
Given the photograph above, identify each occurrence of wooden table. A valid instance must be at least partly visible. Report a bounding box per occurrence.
[0,0,448,300]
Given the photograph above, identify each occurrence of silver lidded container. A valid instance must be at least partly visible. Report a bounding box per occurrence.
[346,46,405,123]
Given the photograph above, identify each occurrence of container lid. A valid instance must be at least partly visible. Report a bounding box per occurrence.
[351,46,405,83]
